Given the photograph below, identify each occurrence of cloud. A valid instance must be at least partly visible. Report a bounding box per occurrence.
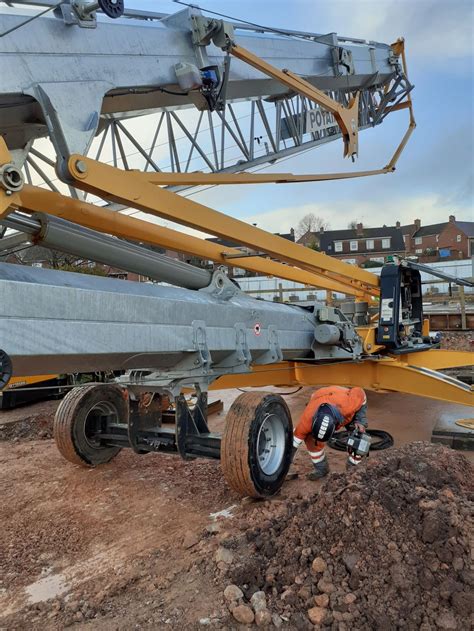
[243,193,471,235]
[270,0,474,65]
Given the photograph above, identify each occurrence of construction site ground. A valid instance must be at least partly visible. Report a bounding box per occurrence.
[1,334,472,629]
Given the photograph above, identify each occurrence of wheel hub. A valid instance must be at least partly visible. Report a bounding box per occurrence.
[256,412,286,475]
[83,400,118,449]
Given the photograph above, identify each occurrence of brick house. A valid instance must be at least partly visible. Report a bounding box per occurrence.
[397,220,416,253]
[300,223,405,266]
[404,215,473,261]
[298,230,321,248]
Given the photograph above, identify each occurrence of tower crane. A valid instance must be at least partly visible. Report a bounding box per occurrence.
[0,1,471,497]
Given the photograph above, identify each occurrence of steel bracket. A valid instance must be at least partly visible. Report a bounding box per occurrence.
[335,47,355,75]
[127,391,163,454]
[199,268,240,300]
[54,1,98,28]
[254,325,283,365]
[192,320,211,370]
[190,15,234,49]
[215,322,252,370]
[175,387,219,460]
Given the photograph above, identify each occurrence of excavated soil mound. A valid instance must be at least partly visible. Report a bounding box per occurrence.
[216,443,474,630]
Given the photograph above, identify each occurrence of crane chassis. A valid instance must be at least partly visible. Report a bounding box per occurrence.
[0,1,471,496]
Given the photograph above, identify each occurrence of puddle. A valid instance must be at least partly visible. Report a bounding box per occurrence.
[209,504,237,521]
[25,572,69,604]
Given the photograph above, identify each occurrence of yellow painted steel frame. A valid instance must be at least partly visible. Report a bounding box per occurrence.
[6,374,59,389]
[213,358,473,408]
[64,155,379,297]
[395,350,474,370]
[16,185,364,296]
[227,38,415,170]
[230,43,361,159]
[0,141,22,217]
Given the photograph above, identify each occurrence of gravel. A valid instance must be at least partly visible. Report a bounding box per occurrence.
[215,442,473,629]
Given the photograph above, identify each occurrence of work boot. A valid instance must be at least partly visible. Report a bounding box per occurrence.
[307,457,329,480]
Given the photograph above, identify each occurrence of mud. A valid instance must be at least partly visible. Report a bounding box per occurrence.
[439,330,473,352]
[0,401,57,441]
[1,389,473,629]
[211,443,474,630]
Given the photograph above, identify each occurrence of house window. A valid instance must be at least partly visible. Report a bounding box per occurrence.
[366,239,374,250]
[415,249,422,254]
[456,234,462,242]
[436,235,439,242]
[382,238,391,249]
[370,257,385,263]
[334,241,343,252]
[350,241,358,251]
[415,237,422,245]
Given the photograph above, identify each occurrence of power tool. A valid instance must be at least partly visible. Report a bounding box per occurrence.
[346,428,372,460]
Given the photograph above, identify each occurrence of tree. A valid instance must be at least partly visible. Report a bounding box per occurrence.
[15,245,108,276]
[347,220,358,229]
[296,213,329,239]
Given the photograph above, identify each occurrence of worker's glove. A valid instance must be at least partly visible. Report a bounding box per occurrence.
[353,403,368,429]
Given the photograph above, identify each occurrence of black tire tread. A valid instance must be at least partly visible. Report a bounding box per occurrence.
[221,392,273,498]
[54,384,123,467]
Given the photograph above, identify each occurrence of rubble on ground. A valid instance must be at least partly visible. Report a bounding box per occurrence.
[440,331,473,352]
[210,443,473,629]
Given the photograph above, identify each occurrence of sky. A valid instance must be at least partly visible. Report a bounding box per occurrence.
[121,0,474,235]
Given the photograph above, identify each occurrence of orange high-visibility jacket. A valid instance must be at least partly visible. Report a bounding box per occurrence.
[294,386,367,444]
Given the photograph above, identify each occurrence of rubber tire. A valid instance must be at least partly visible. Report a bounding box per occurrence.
[221,392,293,498]
[54,384,126,467]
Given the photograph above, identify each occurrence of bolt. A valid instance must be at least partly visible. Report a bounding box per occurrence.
[5,190,12,196]
[75,160,87,174]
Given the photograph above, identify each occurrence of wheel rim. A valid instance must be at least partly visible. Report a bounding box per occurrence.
[83,400,118,449]
[256,412,286,475]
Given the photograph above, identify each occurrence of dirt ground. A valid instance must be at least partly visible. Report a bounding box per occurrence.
[1,378,473,629]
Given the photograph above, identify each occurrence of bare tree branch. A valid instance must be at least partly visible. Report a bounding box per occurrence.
[295,213,330,239]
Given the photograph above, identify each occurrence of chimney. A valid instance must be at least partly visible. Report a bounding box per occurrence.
[356,222,364,236]
[290,227,295,238]
[396,221,401,228]
[449,214,455,223]
[319,225,324,234]
[414,218,421,230]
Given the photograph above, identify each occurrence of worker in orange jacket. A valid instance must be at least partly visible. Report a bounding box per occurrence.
[292,386,368,479]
